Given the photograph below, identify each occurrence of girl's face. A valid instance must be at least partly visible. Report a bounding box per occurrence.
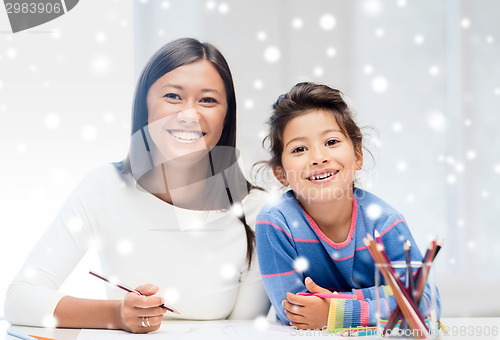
[273,109,363,204]
[146,60,228,162]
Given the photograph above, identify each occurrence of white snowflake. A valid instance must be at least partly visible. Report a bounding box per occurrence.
[253,79,264,90]
[104,112,115,123]
[429,65,440,76]
[292,17,303,29]
[244,99,254,109]
[426,111,446,132]
[465,150,476,161]
[326,47,336,58]
[81,125,98,141]
[205,1,215,10]
[263,46,281,63]
[375,28,385,37]
[256,31,267,41]
[397,0,407,7]
[220,263,237,279]
[164,288,180,303]
[486,35,494,44]
[494,164,500,174]
[254,316,269,331]
[461,18,471,29]
[313,67,324,77]
[294,257,309,272]
[95,32,107,43]
[455,163,465,173]
[218,3,229,14]
[414,34,425,45]
[319,13,336,30]
[117,239,134,256]
[231,202,244,217]
[17,143,27,153]
[364,65,373,75]
[44,113,61,130]
[366,204,382,220]
[42,315,57,328]
[67,216,84,233]
[446,174,456,184]
[392,122,402,133]
[372,76,388,93]
[396,161,407,172]
[6,48,18,59]
[363,0,382,16]
[91,55,111,74]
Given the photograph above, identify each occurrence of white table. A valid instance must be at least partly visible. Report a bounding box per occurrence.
[1,318,499,339]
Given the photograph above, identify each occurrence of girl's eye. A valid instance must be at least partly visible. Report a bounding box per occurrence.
[163,93,181,100]
[326,139,339,146]
[200,97,218,104]
[291,146,306,154]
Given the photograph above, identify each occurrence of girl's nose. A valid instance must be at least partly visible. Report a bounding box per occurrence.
[311,149,329,166]
[176,107,199,126]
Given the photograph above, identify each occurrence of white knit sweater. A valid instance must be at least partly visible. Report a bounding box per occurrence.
[4,164,270,326]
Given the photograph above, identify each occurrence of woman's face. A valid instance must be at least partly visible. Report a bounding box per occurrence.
[146,59,228,163]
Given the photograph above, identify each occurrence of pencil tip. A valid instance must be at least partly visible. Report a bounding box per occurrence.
[404,240,411,250]
[374,230,380,237]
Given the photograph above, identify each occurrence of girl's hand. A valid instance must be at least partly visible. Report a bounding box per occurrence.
[119,284,167,333]
[282,277,332,330]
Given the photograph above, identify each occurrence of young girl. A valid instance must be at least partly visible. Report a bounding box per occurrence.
[256,82,440,331]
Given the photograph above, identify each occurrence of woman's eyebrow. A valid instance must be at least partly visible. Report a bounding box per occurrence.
[161,84,183,90]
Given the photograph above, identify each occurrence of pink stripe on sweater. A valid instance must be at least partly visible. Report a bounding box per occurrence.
[354,289,364,301]
[302,196,358,249]
[380,218,406,237]
[331,253,354,261]
[261,270,297,278]
[360,300,369,326]
[256,221,321,243]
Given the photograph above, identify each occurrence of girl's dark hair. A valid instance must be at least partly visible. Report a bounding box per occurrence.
[115,38,255,267]
[267,82,363,168]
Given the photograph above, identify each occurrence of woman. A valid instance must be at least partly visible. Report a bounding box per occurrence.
[4,38,270,333]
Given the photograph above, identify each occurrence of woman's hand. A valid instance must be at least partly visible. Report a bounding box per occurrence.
[119,284,167,333]
[282,277,332,330]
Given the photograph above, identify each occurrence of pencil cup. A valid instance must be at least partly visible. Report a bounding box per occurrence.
[375,261,438,339]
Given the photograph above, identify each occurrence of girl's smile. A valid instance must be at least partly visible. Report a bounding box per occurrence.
[306,169,339,184]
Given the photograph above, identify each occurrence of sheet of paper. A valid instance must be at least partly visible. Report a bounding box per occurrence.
[76,321,311,340]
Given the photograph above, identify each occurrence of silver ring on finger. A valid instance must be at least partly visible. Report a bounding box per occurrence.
[141,317,148,328]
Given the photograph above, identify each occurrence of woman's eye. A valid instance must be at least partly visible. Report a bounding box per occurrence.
[200,97,218,104]
[292,146,306,154]
[326,139,339,146]
[163,93,181,100]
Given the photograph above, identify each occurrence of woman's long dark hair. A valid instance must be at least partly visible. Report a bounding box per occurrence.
[115,38,255,267]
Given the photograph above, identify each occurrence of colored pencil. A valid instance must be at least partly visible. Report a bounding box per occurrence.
[7,330,37,340]
[89,270,180,314]
[297,292,357,299]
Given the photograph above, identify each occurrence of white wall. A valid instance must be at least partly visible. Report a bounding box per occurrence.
[1,0,499,318]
